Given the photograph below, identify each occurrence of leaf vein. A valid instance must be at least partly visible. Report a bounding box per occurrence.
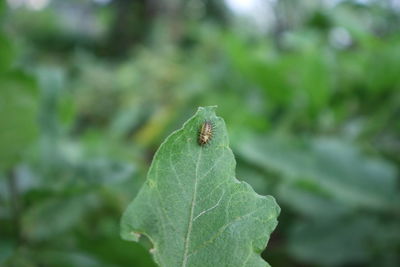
[193,190,225,222]
[181,149,202,267]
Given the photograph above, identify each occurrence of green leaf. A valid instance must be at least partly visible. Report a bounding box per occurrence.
[22,194,99,241]
[0,34,14,71]
[0,71,39,170]
[287,217,372,265]
[121,106,280,267]
[236,135,398,213]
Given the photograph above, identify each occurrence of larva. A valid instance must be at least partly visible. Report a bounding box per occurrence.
[198,121,214,146]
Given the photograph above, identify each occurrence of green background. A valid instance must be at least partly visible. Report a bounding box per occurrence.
[0,0,399,266]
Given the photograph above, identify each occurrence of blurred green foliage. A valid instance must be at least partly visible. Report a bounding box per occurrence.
[1,0,399,266]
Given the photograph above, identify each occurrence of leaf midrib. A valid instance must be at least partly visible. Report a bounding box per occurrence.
[181,149,202,267]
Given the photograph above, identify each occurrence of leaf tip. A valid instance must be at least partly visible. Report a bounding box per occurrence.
[197,105,218,112]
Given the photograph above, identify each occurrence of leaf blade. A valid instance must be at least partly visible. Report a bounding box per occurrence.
[121,106,280,267]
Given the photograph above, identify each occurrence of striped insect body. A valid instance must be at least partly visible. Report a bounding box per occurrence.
[198,120,214,146]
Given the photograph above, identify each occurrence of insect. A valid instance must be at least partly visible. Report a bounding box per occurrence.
[198,120,214,146]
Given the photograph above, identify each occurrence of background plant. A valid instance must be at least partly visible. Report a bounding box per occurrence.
[1,0,399,266]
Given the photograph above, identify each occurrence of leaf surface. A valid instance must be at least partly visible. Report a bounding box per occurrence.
[121,106,280,267]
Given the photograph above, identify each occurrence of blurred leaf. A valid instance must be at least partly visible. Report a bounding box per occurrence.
[288,217,372,266]
[237,134,400,266]
[0,72,38,170]
[79,236,157,267]
[276,182,351,219]
[22,194,99,241]
[0,34,14,71]
[7,248,107,267]
[237,135,398,213]
[288,216,400,266]
[0,240,15,264]
[121,107,280,266]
